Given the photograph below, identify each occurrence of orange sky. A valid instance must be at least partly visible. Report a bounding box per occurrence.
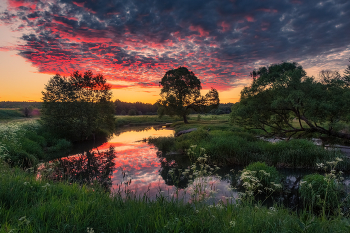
[0,47,243,103]
[1,0,349,103]
[0,45,325,104]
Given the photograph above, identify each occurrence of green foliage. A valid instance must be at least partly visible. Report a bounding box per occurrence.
[114,99,158,115]
[299,157,348,216]
[157,67,219,123]
[299,173,342,213]
[21,138,44,160]
[154,125,348,169]
[0,109,23,119]
[1,163,350,232]
[148,136,175,153]
[231,61,350,140]
[0,121,72,167]
[128,108,137,116]
[46,139,72,153]
[41,70,115,142]
[114,115,181,127]
[242,162,281,190]
[175,128,210,152]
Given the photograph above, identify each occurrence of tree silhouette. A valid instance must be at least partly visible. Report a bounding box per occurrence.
[41,70,115,141]
[157,67,219,123]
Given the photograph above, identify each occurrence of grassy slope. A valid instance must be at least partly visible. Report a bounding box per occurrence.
[1,162,349,233]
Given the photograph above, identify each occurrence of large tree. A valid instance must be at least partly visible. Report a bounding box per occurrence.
[230,62,350,139]
[157,67,219,123]
[41,70,115,141]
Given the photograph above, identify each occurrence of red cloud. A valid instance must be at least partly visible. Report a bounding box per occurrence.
[189,25,210,37]
[245,15,255,22]
[108,84,130,89]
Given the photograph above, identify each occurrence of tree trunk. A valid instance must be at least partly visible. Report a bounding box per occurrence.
[183,114,189,124]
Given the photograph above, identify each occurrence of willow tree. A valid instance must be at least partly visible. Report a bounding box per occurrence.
[157,67,219,123]
[230,62,350,139]
[41,70,115,141]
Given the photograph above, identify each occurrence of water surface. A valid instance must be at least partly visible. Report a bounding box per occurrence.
[43,126,350,204]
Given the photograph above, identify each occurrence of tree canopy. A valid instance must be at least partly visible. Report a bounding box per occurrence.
[41,70,115,141]
[230,62,350,140]
[157,67,219,123]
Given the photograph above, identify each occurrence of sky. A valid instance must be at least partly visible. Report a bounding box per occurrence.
[0,0,350,103]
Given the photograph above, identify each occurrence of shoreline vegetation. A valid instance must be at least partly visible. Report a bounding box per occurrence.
[2,113,350,232]
[2,161,350,232]
[148,115,350,171]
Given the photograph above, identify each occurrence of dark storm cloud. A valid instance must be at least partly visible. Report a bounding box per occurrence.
[1,0,350,90]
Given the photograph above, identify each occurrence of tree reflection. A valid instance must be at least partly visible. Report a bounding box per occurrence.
[159,156,192,189]
[46,146,116,191]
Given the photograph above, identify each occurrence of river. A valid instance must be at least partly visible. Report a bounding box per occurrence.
[40,125,350,205]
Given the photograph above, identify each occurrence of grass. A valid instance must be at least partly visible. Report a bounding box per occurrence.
[115,115,182,127]
[115,114,230,128]
[0,109,23,119]
[149,121,350,170]
[1,162,350,233]
[1,114,350,232]
[0,121,71,167]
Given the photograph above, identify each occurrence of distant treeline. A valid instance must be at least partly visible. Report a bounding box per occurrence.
[0,101,42,109]
[114,99,158,115]
[114,100,234,115]
[0,101,234,115]
[209,103,234,115]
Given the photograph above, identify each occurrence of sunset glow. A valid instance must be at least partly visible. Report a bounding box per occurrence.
[1,0,349,102]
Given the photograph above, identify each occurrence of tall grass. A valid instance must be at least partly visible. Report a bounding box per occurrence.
[1,161,350,233]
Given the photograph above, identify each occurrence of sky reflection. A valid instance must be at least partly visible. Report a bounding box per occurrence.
[47,126,237,202]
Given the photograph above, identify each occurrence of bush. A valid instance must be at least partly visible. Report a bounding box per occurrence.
[299,173,343,213]
[148,136,175,153]
[47,139,72,153]
[21,138,44,160]
[5,149,38,167]
[241,162,281,192]
[128,109,137,116]
[0,121,72,167]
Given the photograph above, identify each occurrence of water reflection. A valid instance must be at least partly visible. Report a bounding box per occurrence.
[42,126,350,205]
[42,147,116,191]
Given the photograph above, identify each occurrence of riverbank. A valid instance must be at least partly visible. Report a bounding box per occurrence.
[114,114,227,127]
[148,116,350,171]
[1,162,349,233]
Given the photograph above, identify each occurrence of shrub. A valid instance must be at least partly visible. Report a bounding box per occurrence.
[128,109,137,116]
[5,149,38,167]
[299,173,343,213]
[148,136,175,153]
[241,162,281,194]
[47,139,72,153]
[21,138,44,160]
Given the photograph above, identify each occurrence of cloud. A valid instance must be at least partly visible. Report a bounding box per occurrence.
[1,0,350,92]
